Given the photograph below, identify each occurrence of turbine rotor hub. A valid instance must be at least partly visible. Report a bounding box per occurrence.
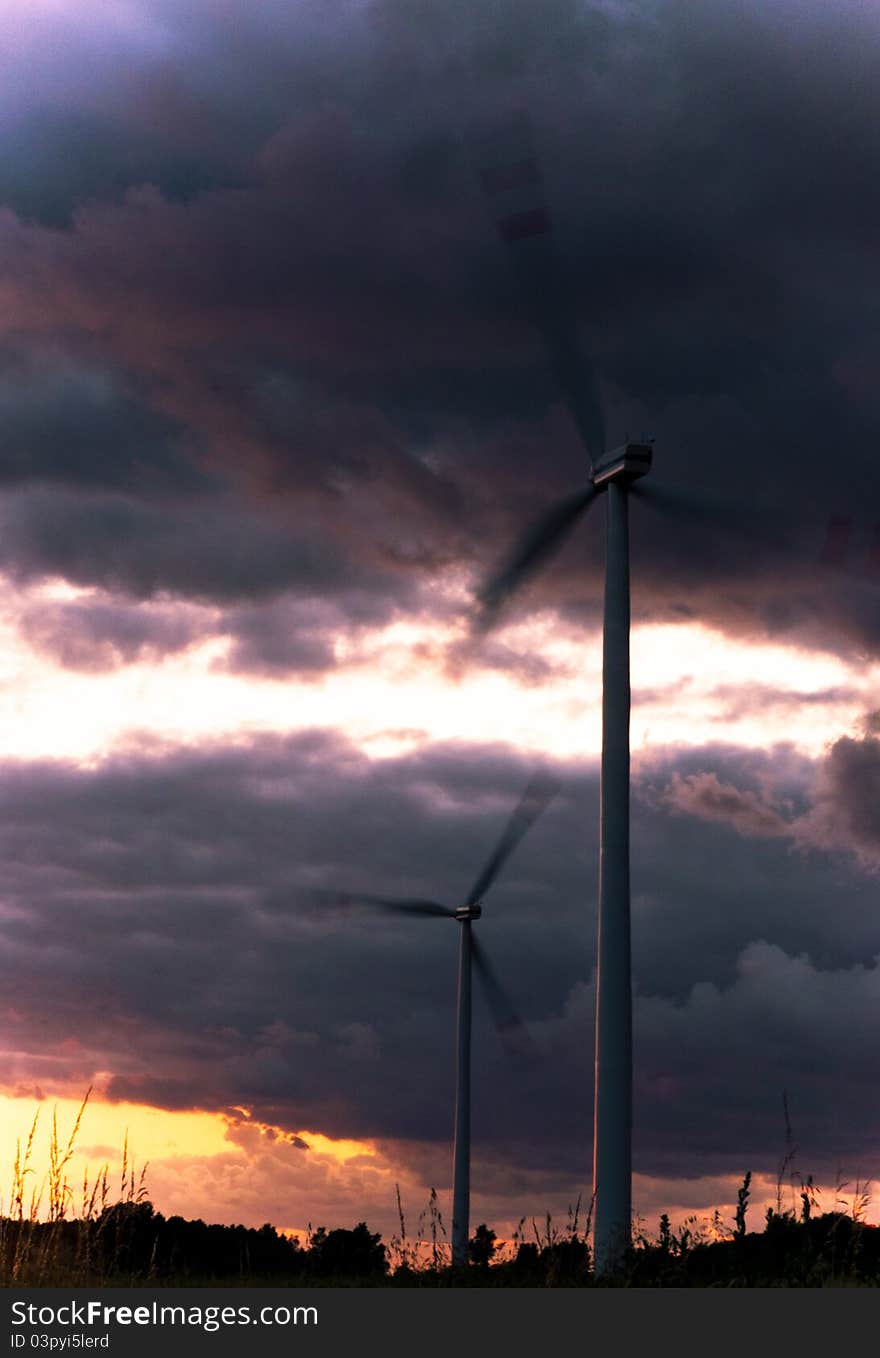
[454,904,482,921]
[592,441,653,489]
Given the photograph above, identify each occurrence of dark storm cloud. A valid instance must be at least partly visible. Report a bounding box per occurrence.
[0,485,407,607]
[443,625,581,686]
[18,597,205,672]
[659,769,792,839]
[0,351,209,496]
[799,729,880,869]
[0,109,242,229]
[16,587,409,678]
[219,595,391,677]
[705,682,861,725]
[646,725,880,871]
[0,0,878,659]
[633,942,880,1179]
[1,728,878,1188]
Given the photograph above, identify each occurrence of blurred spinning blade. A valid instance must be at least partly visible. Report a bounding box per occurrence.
[472,111,607,633]
[464,770,561,908]
[473,483,599,632]
[478,110,606,467]
[304,888,455,918]
[472,934,536,1059]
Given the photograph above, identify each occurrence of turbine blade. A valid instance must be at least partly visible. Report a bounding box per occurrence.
[471,935,535,1059]
[632,480,854,565]
[630,480,805,562]
[368,897,457,918]
[478,111,606,464]
[630,480,762,532]
[304,888,454,918]
[473,484,597,633]
[507,241,607,466]
[464,771,560,909]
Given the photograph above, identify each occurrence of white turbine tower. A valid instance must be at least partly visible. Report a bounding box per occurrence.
[474,115,652,1273]
[471,111,880,1274]
[478,453,651,1276]
[313,773,558,1268]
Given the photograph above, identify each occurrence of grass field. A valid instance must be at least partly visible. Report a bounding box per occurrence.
[3,1092,878,1287]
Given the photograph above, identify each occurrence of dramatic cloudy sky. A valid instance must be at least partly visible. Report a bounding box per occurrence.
[1,0,879,1245]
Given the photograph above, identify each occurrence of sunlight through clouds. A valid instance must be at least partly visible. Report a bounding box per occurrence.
[2,0,880,1268]
[0,577,873,764]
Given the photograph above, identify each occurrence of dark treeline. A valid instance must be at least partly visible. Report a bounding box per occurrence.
[3,1200,880,1286]
[624,1210,880,1288]
[1,1203,385,1284]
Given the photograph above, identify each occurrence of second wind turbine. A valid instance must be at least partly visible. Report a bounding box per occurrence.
[314,773,557,1269]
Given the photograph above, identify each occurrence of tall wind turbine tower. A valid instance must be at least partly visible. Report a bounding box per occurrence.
[591,443,651,1269]
[475,112,652,1271]
[479,442,652,1272]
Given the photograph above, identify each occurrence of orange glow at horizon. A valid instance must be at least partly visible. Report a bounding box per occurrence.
[0,1088,384,1234]
[1,1088,876,1238]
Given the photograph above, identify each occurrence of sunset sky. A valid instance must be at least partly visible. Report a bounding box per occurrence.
[1,0,879,1247]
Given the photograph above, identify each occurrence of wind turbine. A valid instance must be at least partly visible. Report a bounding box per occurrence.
[479,458,651,1279]
[473,115,652,1274]
[312,772,558,1268]
[470,112,880,1274]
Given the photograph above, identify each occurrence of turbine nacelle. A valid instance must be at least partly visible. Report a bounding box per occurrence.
[454,904,483,921]
[592,441,653,489]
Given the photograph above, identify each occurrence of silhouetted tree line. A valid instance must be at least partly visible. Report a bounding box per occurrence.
[622,1208,880,1288]
[451,1210,880,1286]
[3,1200,880,1285]
[1,1203,387,1283]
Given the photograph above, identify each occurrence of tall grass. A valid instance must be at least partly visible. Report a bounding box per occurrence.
[2,1090,877,1286]
[0,1088,151,1286]
[389,1184,450,1273]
